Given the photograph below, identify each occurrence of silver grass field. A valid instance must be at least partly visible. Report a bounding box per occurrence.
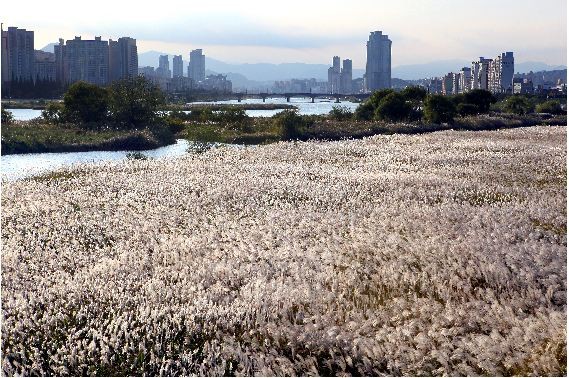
[1,126,566,376]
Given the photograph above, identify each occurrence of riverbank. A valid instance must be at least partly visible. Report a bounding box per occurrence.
[1,120,175,155]
[3,113,565,155]
[180,112,567,145]
[2,126,565,376]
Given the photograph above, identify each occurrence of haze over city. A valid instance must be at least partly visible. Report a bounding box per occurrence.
[2,0,567,69]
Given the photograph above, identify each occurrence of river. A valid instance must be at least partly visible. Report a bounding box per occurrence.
[2,98,359,181]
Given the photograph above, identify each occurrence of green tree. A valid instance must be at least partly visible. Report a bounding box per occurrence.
[401,86,427,103]
[329,105,353,121]
[353,101,375,121]
[368,89,395,108]
[424,95,457,124]
[463,89,496,113]
[1,108,14,124]
[374,92,412,122]
[274,109,306,140]
[109,76,165,129]
[536,100,564,115]
[503,95,534,115]
[41,102,66,124]
[457,103,478,116]
[63,81,109,125]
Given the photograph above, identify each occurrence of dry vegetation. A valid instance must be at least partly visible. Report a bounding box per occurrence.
[1,126,566,376]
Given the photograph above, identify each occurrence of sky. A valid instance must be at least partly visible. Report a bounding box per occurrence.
[2,0,567,68]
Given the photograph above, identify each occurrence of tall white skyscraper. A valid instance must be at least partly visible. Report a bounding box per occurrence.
[364,31,391,92]
[489,52,514,93]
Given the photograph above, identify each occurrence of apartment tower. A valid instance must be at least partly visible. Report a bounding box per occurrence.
[364,30,391,92]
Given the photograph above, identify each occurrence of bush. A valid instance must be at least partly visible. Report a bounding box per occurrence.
[536,100,564,115]
[353,102,375,121]
[368,89,395,107]
[401,86,427,103]
[2,108,14,124]
[424,95,457,124]
[126,151,148,160]
[274,109,307,140]
[462,89,496,113]
[457,103,479,116]
[63,81,109,125]
[217,108,249,124]
[165,117,186,134]
[504,96,534,115]
[109,76,165,129]
[41,102,66,124]
[329,106,353,121]
[374,92,412,122]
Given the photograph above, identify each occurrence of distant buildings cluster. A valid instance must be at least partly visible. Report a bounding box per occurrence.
[2,26,55,84]
[327,56,352,94]
[428,52,515,95]
[1,25,231,95]
[137,49,231,93]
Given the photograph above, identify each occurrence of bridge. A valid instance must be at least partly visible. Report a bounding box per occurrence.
[232,92,371,103]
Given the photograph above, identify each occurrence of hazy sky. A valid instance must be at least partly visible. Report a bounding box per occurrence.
[3,0,567,68]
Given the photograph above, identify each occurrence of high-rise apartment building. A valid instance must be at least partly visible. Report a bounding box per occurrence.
[442,73,454,96]
[489,52,514,93]
[471,57,492,91]
[4,26,35,82]
[327,56,341,93]
[341,59,352,94]
[156,55,171,79]
[188,49,205,82]
[59,36,109,86]
[1,26,9,85]
[173,55,183,78]
[459,67,471,93]
[109,37,138,82]
[34,50,56,81]
[328,57,353,94]
[364,31,391,92]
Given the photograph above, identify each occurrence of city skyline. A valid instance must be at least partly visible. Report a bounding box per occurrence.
[2,0,566,69]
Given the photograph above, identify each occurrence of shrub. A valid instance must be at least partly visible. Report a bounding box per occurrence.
[2,108,14,124]
[462,89,496,113]
[353,102,375,121]
[536,100,564,115]
[109,76,165,129]
[165,117,186,134]
[504,96,534,115]
[274,109,307,141]
[126,151,148,160]
[457,103,479,116]
[401,86,427,103]
[424,95,457,124]
[329,106,353,121]
[63,81,109,125]
[41,102,66,124]
[217,108,249,124]
[374,92,412,122]
[368,89,395,107]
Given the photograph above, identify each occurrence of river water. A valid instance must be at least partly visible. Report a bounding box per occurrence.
[2,99,359,181]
